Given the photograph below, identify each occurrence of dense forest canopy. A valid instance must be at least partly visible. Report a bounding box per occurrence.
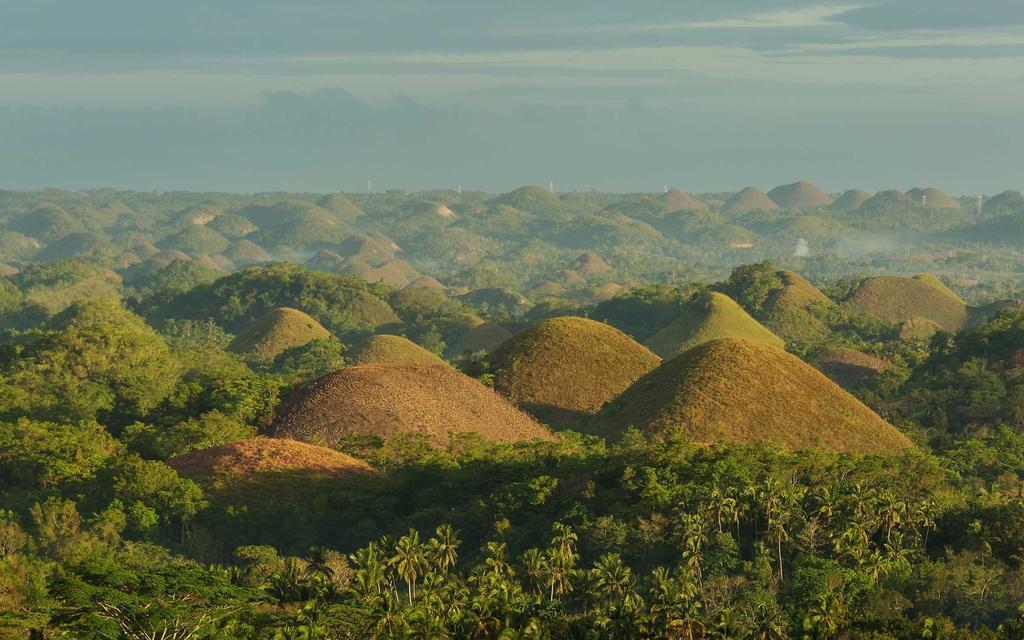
[1,185,1024,638]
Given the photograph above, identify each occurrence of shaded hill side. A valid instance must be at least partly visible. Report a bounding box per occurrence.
[228,307,332,360]
[829,190,872,211]
[269,364,553,446]
[348,334,449,367]
[448,321,514,357]
[490,316,661,425]
[660,188,708,212]
[814,347,888,388]
[845,275,968,332]
[646,291,783,358]
[590,338,910,454]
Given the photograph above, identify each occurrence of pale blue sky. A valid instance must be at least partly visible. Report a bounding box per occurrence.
[2,1,1022,193]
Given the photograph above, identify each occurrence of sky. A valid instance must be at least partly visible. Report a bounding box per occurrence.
[1,0,1023,194]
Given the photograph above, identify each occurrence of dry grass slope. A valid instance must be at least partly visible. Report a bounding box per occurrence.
[349,334,449,367]
[661,188,708,212]
[845,275,967,332]
[490,316,661,425]
[269,364,553,446]
[228,307,332,360]
[646,292,784,358]
[767,181,834,209]
[591,338,910,454]
[830,190,872,211]
[722,187,780,214]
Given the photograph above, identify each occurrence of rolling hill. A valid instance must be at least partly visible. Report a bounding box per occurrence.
[348,334,449,367]
[646,291,784,358]
[660,188,708,212]
[766,180,833,209]
[489,316,661,425]
[228,307,332,360]
[829,190,872,211]
[590,338,910,454]
[844,274,968,332]
[722,187,780,214]
[269,363,553,446]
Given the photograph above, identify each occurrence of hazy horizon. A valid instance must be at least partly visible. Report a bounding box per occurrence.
[3,1,1023,194]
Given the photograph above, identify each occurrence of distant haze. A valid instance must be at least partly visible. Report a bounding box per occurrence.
[2,1,1023,194]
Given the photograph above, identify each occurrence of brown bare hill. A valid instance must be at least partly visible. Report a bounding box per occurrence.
[168,437,374,484]
[913,273,964,304]
[167,437,375,505]
[907,187,960,209]
[224,239,271,265]
[814,347,888,388]
[405,275,446,291]
[722,187,780,214]
[646,291,784,358]
[767,181,833,209]
[661,188,708,212]
[449,321,514,356]
[349,334,449,367]
[573,252,611,274]
[228,307,332,361]
[591,338,910,454]
[830,190,872,211]
[269,364,553,446]
[858,190,915,213]
[490,316,661,425]
[845,275,967,332]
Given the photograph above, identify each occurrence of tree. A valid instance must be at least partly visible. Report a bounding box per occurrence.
[390,530,428,605]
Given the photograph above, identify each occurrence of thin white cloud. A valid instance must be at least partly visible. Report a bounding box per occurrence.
[671,4,863,29]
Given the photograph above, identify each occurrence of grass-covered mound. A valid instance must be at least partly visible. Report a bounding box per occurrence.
[591,338,910,453]
[228,307,332,361]
[912,273,964,304]
[168,437,374,483]
[269,364,552,447]
[845,275,968,332]
[760,270,837,343]
[660,188,707,212]
[167,437,375,503]
[814,347,888,388]
[722,187,780,214]
[982,190,1024,215]
[573,251,611,274]
[646,291,783,358]
[490,186,560,211]
[829,189,872,211]
[766,180,833,209]
[489,316,661,425]
[317,193,363,219]
[224,239,271,265]
[405,275,446,291]
[906,187,960,209]
[349,334,448,367]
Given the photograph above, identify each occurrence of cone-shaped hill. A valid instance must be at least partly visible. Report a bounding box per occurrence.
[405,275,446,291]
[845,275,967,332]
[168,437,375,485]
[722,187,780,214]
[349,334,449,367]
[661,188,708,212]
[228,307,332,361]
[858,190,915,213]
[167,437,376,503]
[573,252,611,274]
[830,190,872,211]
[906,187,960,209]
[761,270,837,343]
[269,364,553,447]
[646,292,783,359]
[590,338,910,454]
[318,193,363,219]
[489,316,661,425]
[767,181,833,209]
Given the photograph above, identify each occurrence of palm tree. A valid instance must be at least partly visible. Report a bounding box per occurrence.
[749,603,787,640]
[591,553,634,608]
[429,524,460,578]
[390,529,429,605]
[520,548,548,598]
